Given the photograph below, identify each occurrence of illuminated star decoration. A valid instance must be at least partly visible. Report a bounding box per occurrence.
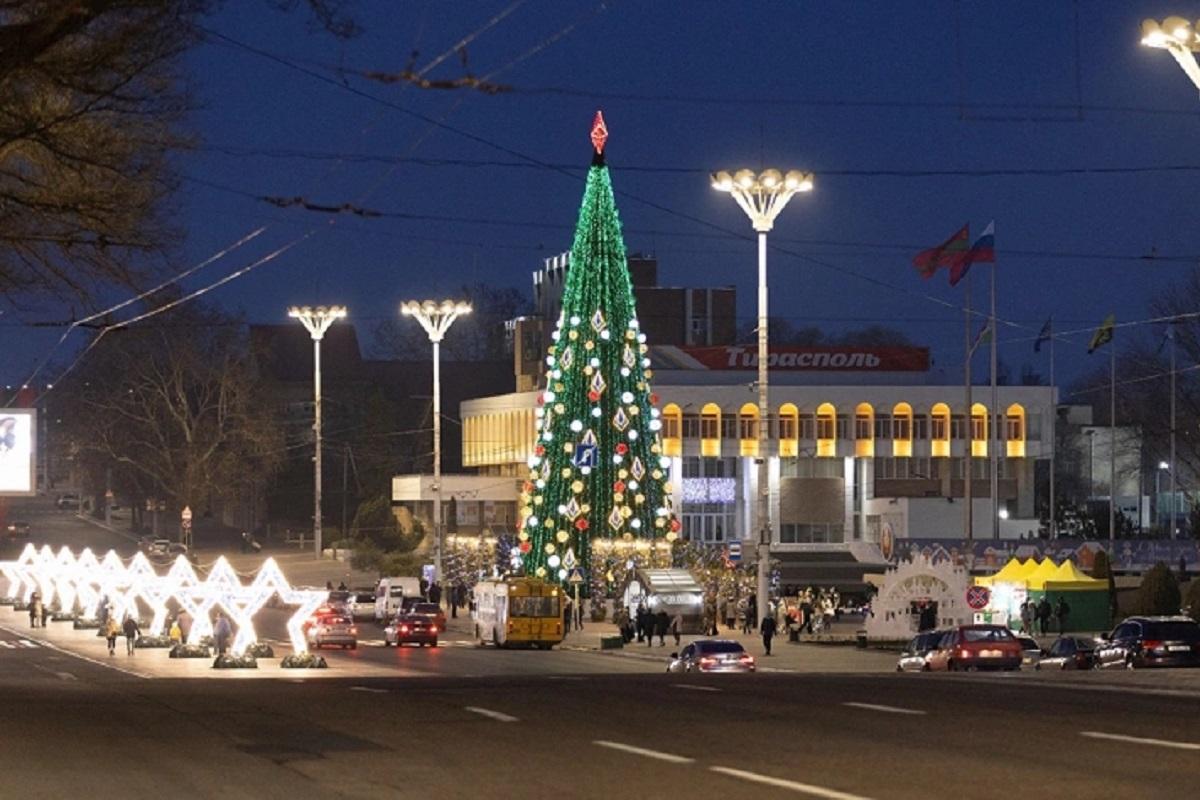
[590,109,608,155]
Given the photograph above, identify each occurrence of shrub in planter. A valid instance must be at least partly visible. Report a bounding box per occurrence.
[280,652,327,669]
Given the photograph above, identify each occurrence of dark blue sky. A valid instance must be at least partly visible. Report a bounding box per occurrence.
[11,1,1200,396]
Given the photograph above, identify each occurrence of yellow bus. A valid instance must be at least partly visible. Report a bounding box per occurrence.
[473,578,565,649]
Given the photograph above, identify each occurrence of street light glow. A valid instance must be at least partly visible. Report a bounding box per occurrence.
[1141,17,1200,92]
[710,167,815,232]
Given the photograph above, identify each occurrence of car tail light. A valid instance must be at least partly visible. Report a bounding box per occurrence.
[739,654,755,665]
[430,626,437,634]
[350,627,357,634]
[958,649,971,659]
[399,625,409,633]
[699,656,718,668]
[1142,639,1164,653]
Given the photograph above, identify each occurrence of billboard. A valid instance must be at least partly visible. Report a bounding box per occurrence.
[0,409,36,496]
[653,345,930,372]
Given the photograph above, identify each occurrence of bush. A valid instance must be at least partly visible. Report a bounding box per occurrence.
[1137,562,1182,616]
[1184,579,1200,622]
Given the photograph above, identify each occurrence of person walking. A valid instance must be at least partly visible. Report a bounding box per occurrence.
[168,618,183,646]
[213,613,232,656]
[670,611,683,647]
[122,614,140,655]
[724,597,736,631]
[655,610,670,646]
[104,616,120,656]
[1036,597,1052,636]
[1019,599,1034,635]
[747,593,758,633]
[635,603,648,643]
[575,599,585,631]
[562,598,573,637]
[29,592,41,628]
[760,612,777,656]
[1054,596,1071,634]
[177,610,192,643]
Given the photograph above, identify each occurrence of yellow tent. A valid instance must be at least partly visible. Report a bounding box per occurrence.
[978,557,1025,586]
[1025,558,1063,590]
[1052,560,1102,585]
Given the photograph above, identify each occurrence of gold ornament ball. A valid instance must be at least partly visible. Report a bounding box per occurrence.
[554,382,564,392]
[665,531,678,542]
[518,530,529,541]
[581,504,591,513]
[635,493,645,504]
[584,366,594,375]
[532,496,543,506]
[571,480,584,493]
[554,403,565,414]
[544,542,556,554]
[563,442,574,453]
[584,340,595,351]
[556,530,569,543]
[561,467,572,478]
[536,566,547,577]
[613,492,624,503]
[569,330,579,341]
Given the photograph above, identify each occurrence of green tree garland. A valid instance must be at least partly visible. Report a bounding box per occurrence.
[518,113,679,589]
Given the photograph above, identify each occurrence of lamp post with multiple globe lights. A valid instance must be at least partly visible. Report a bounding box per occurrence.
[710,168,814,618]
[288,305,346,558]
[401,300,473,587]
[1141,17,1200,91]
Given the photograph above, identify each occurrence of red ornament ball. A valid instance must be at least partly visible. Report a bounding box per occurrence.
[613,480,626,493]
[669,518,681,532]
[615,443,628,454]
[537,392,546,406]
[574,517,590,531]
[518,541,532,554]
[535,444,545,456]
[650,393,659,404]
[588,390,600,402]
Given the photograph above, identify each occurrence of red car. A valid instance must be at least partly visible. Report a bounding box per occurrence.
[927,625,1022,672]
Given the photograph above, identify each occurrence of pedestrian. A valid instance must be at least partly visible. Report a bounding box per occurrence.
[429,581,442,605]
[636,603,648,643]
[801,596,814,634]
[747,593,758,633]
[177,610,192,643]
[670,611,683,646]
[213,613,232,656]
[122,614,140,655]
[738,597,750,634]
[761,612,777,656]
[325,580,334,591]
[1054,596,1071,634]
[29,592,41,628]
[450,584,460,619]
[655,610,670,646]
[168,618,183,646]
[337,580,348,591]
[575,599,585,631]
[1037,597,1052,636]
[562,599,572,637]
[1019,599,1034,635]
[104,616,120,656]
[240,530,249,554]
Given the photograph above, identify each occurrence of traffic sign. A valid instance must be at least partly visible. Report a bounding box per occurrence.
[727,542,742,563]
[966,585,991,611]
[563,548,578,570]
[567,567,585,585]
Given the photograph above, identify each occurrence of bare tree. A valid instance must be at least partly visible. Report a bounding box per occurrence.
[58,306,283,515]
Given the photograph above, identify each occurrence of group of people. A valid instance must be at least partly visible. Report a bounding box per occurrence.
[1020,596,1070,635]
[26,591,48,628]
[562,598,587,633]
[613,604,684,647]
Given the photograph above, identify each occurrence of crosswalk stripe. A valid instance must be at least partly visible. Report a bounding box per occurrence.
[19,640,39,648]
[0,641,13,649]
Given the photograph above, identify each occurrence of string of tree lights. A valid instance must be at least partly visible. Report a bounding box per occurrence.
[517,113,679,592]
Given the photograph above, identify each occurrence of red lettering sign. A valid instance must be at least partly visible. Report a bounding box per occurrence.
[663,346,930,372]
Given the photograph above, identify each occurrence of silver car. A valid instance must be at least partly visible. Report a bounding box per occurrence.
[667,639,756,673]
[1017,636,1043,668]
[305,615,358,650]
[897,630,944,672]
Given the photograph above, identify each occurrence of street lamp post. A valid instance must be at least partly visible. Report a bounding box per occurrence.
[288,305,347,559]
[401,300,473,590]
[1141,17,1200,91]
[711,168,814,619]
[1156,461,1170,534]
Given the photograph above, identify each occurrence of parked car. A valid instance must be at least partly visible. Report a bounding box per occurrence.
[926,625,1022,672]
[4,521,30,539]
[1037,636,1097,670]
[410,602,447,631]
[305,614,358,650]
[384,613,439,647]
[1094,616,1200,670]
[1017,636,1043,669]
[897,630,945,672]
[667,639,756,673]
[55,493,80,510]
[348,591,377,621]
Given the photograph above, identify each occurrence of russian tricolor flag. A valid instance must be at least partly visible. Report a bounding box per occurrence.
[949,221,995,287]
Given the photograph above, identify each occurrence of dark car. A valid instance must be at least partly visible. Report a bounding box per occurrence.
[1094,616,1200,670]
[926,624,1022,672]
[384,613,439,647]
[667,639,755,673]
[1037,636,1097,670]
[410,602,447,631]
[897,630,945,672]
[4,521,30,539]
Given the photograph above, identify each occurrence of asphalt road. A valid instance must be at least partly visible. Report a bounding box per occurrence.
[0,497,136,557]
[1,619,1198,800]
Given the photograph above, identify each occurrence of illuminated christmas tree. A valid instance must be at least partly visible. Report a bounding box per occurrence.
[518,112,679,589]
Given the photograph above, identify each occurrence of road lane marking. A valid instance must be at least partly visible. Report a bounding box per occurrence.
[0,641,13,649]
[349,686,388,694]
[672,683,721,692]
[55,672,76,681]
[19,639,39,648]
[464,706,519,723]
[0,623,150,679]
[710,767,874,800]
[593,740,694,764]
[1080,731,1200,751]
[842,702,925,716]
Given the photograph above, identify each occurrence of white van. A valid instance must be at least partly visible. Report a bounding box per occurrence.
[374,576,422,622]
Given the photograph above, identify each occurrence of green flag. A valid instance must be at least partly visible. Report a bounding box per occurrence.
[1088,314,1115,354]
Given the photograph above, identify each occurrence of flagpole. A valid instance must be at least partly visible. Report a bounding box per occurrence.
[1048,319,1056,539]
[989,258,999,540]
[1109,342,1116,546]
[964,277,973,542]
[1169,321,1176,539]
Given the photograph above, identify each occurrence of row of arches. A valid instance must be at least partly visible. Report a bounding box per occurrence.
[660,402,1027,459]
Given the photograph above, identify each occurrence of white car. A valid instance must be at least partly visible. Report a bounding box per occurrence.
[349,591,376,621]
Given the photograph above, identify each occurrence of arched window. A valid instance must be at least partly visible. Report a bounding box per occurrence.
[892,402,913,458]
[971,403,988,458]
[855,402,874,458]
[700,403,722,458]
[930,403,951,458]
[778,403,799,458]
[816,402,836,458]
[661,403,682,457]
[1006,403,1026,458]
[738,403,760,457]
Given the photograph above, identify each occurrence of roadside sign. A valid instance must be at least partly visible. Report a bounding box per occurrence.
[727,541,742,563]
[567,567,585,585]
[966,585,991,611]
